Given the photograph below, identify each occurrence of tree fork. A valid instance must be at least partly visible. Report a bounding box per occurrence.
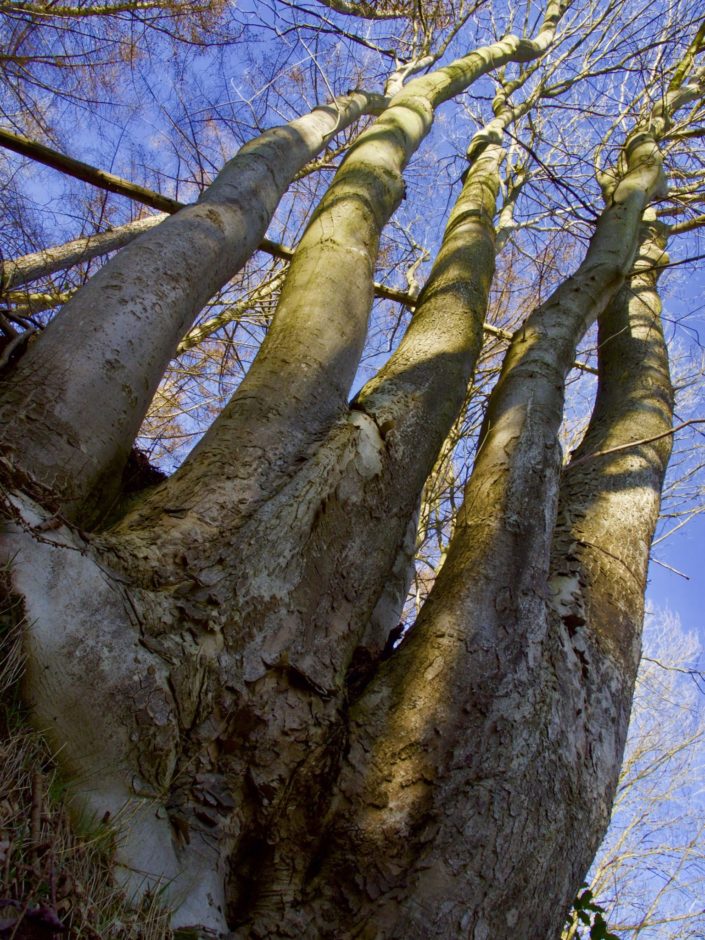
[0,89,386,526]
[546,220,675,899]
[84,146,510,933]
[550,219,674,708]
[282,126,667,939]
[0,11,573,930]
[4,4,700,939]
[117,0,568,542]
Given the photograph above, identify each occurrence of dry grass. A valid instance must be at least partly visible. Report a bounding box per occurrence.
[0,570,173,939]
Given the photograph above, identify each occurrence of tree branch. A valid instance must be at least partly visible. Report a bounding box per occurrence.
[0,90,385,525]
[0,127,181,214]
[568,418,705,469]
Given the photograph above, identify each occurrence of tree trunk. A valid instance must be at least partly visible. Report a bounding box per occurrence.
[0,214,167,292]
[0,4,686,936]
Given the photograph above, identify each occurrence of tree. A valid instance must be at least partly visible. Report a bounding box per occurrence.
[1,0,705,936]
[0,0,238,134]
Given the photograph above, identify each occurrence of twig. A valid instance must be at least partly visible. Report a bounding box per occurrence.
[569,419,705,468]
[649,557,690,579]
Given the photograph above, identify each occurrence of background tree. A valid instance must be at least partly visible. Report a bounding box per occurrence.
[563,609,705,940]
[2,1,705,937]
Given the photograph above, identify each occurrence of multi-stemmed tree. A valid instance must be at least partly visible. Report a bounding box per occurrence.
[2,1,705,935]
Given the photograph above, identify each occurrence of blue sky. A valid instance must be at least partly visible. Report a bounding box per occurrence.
[649,513,705,638]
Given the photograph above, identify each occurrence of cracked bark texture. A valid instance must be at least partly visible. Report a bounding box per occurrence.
[0,3,685,937]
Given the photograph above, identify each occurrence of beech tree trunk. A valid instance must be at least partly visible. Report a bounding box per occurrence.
[0,3,691,936]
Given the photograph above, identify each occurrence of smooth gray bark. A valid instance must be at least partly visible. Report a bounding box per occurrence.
[0,214,166,291]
